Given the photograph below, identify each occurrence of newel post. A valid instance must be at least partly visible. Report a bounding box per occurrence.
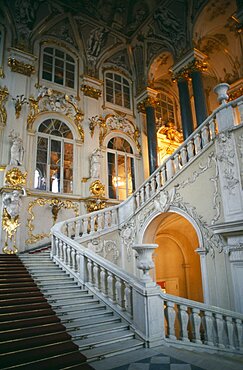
[214,83,235,132]
[131,244,165,347]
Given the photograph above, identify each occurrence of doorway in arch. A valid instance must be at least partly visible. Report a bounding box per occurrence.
[143,212,203,302]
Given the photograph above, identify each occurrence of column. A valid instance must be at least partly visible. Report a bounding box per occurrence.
[137,89,158,175]
[177,78,194,140]
[145,103,158,175]
[191,70,208,126]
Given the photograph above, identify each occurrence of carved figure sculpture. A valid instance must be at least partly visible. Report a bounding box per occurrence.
[2,190,21,219]
[90,148,102,179]
[9,130,24,166]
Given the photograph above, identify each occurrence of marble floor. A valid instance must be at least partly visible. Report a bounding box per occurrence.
[91,345,243,370]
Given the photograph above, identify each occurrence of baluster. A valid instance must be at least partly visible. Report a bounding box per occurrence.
[124,282,132,316]
[202,311,214,346]
[76,252,81,276]
[66,244,71,266]
[235,319,243,350]
[100,267,108,296]
[87,258,93,285]
[104,211,111,228]
[93,262,100,290]
[145,182,150,201]
[156,171,161,190]
[74,220,80,239]
[115,277,125,310]
[215,313,226,348]
[194,133,201,153]
[180,147,187,166]
[174,153,180,173]
[107,271,116,303]
[97,213,103,231]
[178,305,190,342]
[161,166,166,184]
[111,209,117,226]
[209,118,216,140]
[166,158,174,179]
[90,215,95,234]
[135,192,140,208]
[165,301,176,340]
[60,240,65,261]
[226,316,235,349]
[187,140,194,160]
[201,126,209,147]
[82,217,88,236]
[71,248,76,271]
[65,223,69,236]
[140,188,145,205]
[190,307,202,344]
[151,177,156,194]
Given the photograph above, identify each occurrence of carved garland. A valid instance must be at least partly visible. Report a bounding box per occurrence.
[27,89,84,142]
[26,198,79,245]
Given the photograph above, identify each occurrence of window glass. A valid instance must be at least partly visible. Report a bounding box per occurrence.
[35,119,73,194]
[42,47,76,89]
[155,92,176,126]
[105,72,131,110]
[107,137,135,200]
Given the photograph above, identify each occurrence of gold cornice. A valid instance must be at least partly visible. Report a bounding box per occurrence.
[172,59,208,82]
[8,57,35,76]
[137,96,158,113]
[81,84,102,99]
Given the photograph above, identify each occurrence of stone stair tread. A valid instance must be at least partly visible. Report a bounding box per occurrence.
[52,298,100,308]
[63,315,119,329]
[68,322,128,338]
[82,339,144,360]
[54,303,106,314]
[74,329,133,349]
[60,308,112,321]
[46,291,90,299]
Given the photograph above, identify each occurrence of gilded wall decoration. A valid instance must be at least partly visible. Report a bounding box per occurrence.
[5,167,27,187]
[100,114,141,153]
[85,198,106,213]
[0,86,9,127]
[12,95,28,119]
[172,59,207,82]
[81,84,102,99]
[8,57,35,76]
[26,198,79,245]
[87,238,119,262]
[2,190,22,254]
[90,180,105,197]
[89,115,105,137]
[27,88,84,142]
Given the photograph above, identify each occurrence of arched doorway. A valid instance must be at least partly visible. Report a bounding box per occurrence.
[143,211,203,302]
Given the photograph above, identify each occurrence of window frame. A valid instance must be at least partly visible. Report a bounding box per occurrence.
[155,91,177,127]
[40,45,77,93]
[104,71,132,113]
[34,119,74,194]
[106,136,136,201]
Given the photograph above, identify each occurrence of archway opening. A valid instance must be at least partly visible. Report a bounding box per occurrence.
[143,211,203,302]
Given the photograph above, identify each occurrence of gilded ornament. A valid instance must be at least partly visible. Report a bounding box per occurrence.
[172,59,208,82]
[86,198,106,213]
[0,67,5,78]
[89,115,105,137]
[90,180,105,197]
[137,96,158,113]
[229,87,243,101]
[12,95,28,119]
[2,208,20,240]
[26,197,79,245]
[5,167,27,186]
[81,84,102,99]
[8,57,35,76]
[0,86,9,127]
[27,96,39,131]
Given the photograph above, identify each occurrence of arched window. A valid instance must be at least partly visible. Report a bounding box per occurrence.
[107,137,135,200]
[105,72,131,109]
[155,92,176,126]
[35,119,74,193]
[41,47,76,89]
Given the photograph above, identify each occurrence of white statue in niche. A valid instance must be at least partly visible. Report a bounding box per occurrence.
[2,190,21,218]
[9,130,24,166]
[90,148,103,179]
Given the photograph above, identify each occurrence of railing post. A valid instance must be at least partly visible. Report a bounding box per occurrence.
[214,83,235,132]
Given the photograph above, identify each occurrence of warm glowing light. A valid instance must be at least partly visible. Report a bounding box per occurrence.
[112,176,125,187]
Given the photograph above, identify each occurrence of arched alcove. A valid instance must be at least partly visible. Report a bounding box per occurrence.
[143,211,203,302]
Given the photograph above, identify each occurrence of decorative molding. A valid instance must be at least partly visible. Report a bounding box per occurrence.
[87,238,119,262]
[137,96,158,113]
[12,95,28,119]
[0,67,5,79]
[5,167,27,187]
[172,59,207,82]
[90,180,105,197]
[85,198,106,213]
[27,89,84,142]
[81,84,102,99]
[120,220,136,261]
[0,86,9,127]
[138,201,156,230]
[8,57,35,76]
[89,115,105,138]
[26,198,79,245]
[100,114,141,153]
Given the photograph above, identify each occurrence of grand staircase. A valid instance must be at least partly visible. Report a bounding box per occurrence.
[15,250,144,363]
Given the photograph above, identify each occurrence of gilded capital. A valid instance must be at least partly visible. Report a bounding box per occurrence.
[8,57,35,77]
[172,58,207,82]
[137,96,158,113]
